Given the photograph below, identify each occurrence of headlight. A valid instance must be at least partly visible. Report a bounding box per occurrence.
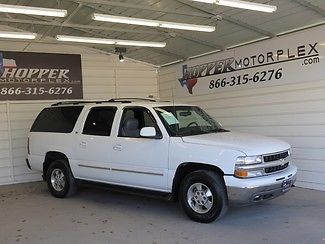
[235,155,263,178]
[236,155,262,165]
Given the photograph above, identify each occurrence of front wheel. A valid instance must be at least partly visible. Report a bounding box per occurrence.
[46,159,76,198]
[179,170,228,223]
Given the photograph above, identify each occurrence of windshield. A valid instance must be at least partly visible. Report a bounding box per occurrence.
[154,106,229,137]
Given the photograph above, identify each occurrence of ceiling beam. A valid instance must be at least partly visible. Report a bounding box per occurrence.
[63,3,84,24]
[292,0,325,17]
[222,15,276,37]
[40,3,84,39]
[177,32,225,50]
[140,48,187,60]
[68,0,212,18]
[175,0,275,37]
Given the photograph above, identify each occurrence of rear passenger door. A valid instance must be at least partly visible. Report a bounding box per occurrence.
[75,106,117,181]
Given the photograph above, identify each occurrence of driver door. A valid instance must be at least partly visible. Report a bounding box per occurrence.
[109,106,169,191]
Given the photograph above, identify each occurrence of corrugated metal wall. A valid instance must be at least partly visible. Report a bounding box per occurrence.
[0,41,158,185]
[158,62,325,192]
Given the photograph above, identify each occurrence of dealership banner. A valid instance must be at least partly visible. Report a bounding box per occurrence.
[177,26,324,96]
[0,51,83,100]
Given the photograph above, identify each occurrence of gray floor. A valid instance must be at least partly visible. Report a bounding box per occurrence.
[0,182,324,244]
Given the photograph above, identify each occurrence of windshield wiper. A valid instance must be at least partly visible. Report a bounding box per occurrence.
[210,128,230,133]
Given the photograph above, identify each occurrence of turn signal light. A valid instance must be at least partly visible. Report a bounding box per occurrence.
[234,169,248,178]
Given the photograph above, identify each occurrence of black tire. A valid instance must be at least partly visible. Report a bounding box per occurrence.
[179,170,228,223]
[46,159,77,198]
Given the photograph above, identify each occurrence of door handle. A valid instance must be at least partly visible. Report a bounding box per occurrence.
[80,141,87,149]
[113,144,122,151]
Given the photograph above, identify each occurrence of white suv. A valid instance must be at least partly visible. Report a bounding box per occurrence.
[27,98,297,223]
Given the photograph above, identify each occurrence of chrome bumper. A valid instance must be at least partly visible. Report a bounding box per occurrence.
[225,165,297,206]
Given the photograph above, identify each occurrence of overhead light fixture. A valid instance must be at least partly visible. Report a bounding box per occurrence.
[92,13,215,32]
[192,0,277,13]
[119,53,124,62]
[0,3,67,17]
[56,35,115,45]
[56,35,166,48]
[93,14,159,27]
[0,31,37,40]
[115,40,166,47]
[115,47,126,63]
[159,22,215,32]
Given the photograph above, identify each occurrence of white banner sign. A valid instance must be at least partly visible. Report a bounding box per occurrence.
[176,26,325,96]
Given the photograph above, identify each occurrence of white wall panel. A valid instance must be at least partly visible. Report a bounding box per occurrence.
[158,53,325,191]
[0,41,158,185]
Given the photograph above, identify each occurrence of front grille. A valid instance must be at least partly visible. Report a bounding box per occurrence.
[263,151,289,162]
[265,162,289,174]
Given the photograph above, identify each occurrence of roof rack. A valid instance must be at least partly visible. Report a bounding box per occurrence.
[51,100,106,106]
[107,98,157,102]
[51,98,158,106]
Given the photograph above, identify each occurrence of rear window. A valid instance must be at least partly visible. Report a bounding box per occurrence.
[31,106,83,133]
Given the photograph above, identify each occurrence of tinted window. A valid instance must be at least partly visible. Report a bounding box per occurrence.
[119,107,160,138]
[82,107,117,136]
[31,106,83,133]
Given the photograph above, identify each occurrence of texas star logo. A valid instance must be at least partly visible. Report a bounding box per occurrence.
[0,52,17,76]
[178,64,198,95]
[178,58,235,94]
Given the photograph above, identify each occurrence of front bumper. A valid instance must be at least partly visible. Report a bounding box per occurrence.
[225,164,297,206]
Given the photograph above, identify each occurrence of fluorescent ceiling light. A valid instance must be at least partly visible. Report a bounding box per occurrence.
[0,31,37,40]
[159,22,215,32]
[0,3,67,17]
[56,35,115,45]
[93,13,215,32]
[192,0,277,13]
[56,35,166,48]
[116,40,166,48]
[93,14,159,27]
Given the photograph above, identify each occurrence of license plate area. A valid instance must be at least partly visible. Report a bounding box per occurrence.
[282,179,292,192]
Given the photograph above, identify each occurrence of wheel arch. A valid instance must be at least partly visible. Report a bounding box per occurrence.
[43,151,70,181]
[171,162,225,201]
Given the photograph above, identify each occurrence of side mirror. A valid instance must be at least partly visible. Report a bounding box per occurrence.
[140,127,157,138]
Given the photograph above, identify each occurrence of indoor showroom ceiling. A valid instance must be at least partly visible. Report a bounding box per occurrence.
[0,0,324,66]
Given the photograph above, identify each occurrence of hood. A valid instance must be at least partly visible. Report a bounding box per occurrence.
[181,132,290,156]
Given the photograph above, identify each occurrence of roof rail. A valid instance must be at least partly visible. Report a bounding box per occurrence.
[51,98,157,106]
[51,100,107,106]
[108,98,157,102]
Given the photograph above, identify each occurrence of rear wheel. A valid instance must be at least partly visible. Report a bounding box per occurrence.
[46,159,76,198]
[179,170,228,223]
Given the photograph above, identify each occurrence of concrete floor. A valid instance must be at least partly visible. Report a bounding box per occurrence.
[0,182,324,244]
